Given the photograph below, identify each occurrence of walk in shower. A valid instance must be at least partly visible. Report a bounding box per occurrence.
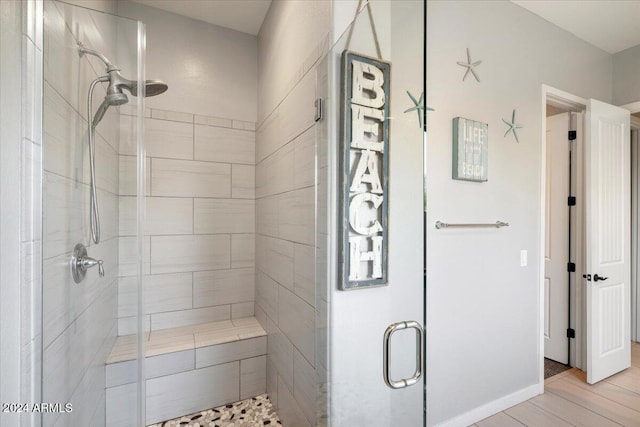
[3,0,426,425]
[37,0,324,424]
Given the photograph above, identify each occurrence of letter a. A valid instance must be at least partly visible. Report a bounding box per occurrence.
[350,150,383,194]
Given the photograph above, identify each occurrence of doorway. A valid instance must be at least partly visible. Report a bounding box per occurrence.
[541,86,636,386]
[543,88,588,376]
[544,108,577,369]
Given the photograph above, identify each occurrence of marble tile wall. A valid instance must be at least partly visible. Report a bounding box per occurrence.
[117,107,257,335]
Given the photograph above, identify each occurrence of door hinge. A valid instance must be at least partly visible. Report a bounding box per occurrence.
[568,196,576,206]
[568,130,577,141]
[314,98,323,122]
[567,328,576,339]
[567,262,576,272]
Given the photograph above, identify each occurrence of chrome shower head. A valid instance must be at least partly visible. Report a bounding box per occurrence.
[106,91,129,106]
[79,44,168,127]
[129,79,169,97]
[92,92,128,127]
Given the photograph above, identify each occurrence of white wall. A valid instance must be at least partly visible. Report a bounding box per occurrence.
[426,1,612,425]
[613,44,640,106]
[117,1,257,122]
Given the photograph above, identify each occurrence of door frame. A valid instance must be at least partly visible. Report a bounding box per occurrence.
[540,86,639,388]
[539,85,588,388]
[624,101,640,343]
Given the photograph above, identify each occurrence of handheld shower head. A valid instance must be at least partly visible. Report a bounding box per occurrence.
[80,44,169,245]
[92,92,128,127]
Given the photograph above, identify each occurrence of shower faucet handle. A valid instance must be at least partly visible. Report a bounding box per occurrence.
[71,243,105,283]
[81,256,105,278]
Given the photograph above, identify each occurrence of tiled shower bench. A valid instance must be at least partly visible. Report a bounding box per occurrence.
[104,317,267,426]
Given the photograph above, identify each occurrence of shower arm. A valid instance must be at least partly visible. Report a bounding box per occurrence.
[78,44,119,72]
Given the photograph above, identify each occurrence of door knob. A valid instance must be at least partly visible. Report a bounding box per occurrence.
[593,274,608,282]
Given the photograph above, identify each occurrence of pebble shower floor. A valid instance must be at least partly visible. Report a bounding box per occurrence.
[148,394,281,427]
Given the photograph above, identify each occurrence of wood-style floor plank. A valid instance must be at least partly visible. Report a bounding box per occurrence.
[545,378,640,427]
[604,366,640,394]
[562,369,640,412]
[632,343,640,368]
[504,401,572,427]
[529,392,621,427]
[544,368,574,386]
[468,344,640,427]
[476,411,525,427]
[633,351,640,368]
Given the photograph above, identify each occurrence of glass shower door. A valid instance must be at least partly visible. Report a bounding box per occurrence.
[319,1,426,425]
[41,1,145,425]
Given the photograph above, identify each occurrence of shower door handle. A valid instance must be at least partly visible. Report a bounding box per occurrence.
[383,320,424,389]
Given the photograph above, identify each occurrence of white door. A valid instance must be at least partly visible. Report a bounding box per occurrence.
[585,99,631,384]
[545,113,570,364]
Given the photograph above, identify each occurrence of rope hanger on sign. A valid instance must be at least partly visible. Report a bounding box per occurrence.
[344,0,383,60]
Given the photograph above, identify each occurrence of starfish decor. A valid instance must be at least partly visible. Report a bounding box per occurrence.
[403,91,434,129]
[457,48,482,82]
[502,109,523,143]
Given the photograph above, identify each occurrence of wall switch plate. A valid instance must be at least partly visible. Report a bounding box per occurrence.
[520,250,527,267]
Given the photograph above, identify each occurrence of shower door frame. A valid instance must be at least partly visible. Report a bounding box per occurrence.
[19,1,148,425]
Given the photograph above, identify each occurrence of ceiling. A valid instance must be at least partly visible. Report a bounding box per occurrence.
[129,0,272,35]
[512,1,640,54]
[130,1,640,50]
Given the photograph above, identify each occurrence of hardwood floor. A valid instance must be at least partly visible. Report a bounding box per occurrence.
[473,342,640,426]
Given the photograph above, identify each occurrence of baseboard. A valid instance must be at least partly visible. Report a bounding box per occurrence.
[434,382,543,427]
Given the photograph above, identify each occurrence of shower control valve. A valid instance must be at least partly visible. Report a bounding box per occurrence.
[71,243,105,283]
[81,257,105,278]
